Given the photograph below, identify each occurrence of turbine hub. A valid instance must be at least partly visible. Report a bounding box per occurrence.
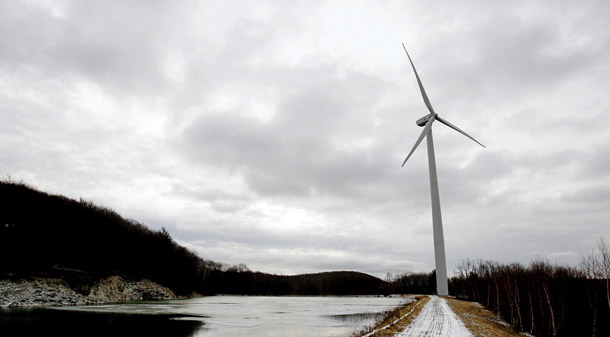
[416,113,435,127]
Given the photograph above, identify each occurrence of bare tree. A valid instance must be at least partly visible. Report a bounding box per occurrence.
[580,252,600,337]
[528,288,536,335]
[598,237,610,312]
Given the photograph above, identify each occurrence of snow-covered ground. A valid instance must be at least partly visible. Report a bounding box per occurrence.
[397,296,472,337]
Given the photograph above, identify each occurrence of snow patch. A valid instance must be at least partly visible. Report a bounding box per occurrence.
[397,295,472,337]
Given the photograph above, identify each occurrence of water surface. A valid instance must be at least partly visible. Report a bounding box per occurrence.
[1,295,411,337]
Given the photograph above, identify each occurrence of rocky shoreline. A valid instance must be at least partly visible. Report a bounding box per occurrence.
[0,276,179,308]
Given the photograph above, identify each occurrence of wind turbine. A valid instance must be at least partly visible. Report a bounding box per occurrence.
[401,43,485,296]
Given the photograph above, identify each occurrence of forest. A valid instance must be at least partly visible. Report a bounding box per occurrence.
[0,178,388,296]
[449,250,610,337]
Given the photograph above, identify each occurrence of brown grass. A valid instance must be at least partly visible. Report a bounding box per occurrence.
[445,297,526,337]
[353,296,429,337]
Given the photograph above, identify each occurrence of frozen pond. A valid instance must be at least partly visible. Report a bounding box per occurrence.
[1,295,412,337]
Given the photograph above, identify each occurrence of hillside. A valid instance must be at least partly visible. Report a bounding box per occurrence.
[0,179,209,295]
[0,179,388,298]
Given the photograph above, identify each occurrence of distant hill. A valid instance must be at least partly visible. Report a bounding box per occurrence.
[0,179,388,296]
[210,270,388,296]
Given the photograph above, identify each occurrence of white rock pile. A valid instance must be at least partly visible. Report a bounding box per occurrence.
[0,276,177,308]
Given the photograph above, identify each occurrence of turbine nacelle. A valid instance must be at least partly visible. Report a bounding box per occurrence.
[416,113,435,127]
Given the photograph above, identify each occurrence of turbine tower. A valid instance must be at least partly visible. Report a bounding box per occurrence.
[401,43,485,296]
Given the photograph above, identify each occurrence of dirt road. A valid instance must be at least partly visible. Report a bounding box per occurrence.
[396,296,472,337]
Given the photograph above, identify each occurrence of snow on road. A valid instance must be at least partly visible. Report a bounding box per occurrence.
[397,296,472,337]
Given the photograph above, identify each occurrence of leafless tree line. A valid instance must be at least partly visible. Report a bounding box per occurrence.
[450,238,610,337]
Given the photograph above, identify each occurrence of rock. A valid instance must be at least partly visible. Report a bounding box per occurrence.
[0,276,178,308]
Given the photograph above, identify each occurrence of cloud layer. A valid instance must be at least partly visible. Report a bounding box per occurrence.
[2,0,610,277]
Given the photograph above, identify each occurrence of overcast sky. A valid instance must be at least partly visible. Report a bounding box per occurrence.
[2,0,610,278]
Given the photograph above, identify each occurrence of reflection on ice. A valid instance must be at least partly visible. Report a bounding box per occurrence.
[328,312,385,324]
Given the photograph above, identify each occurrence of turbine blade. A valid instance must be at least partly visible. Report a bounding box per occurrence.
[402,43,435,114]
[402,115,436,167]
[436,116,486,148]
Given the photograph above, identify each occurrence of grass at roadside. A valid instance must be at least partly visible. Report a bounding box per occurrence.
[445,297,526,337]
[353,296,429,337]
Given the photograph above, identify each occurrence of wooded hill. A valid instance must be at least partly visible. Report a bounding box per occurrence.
[0,179,388,296]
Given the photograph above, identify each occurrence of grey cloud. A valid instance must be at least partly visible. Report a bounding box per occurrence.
[0,1,190,95]
[180,110,388,199]
[581,141,610,177]
[561,185,610,207]
[176,67,398,201]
